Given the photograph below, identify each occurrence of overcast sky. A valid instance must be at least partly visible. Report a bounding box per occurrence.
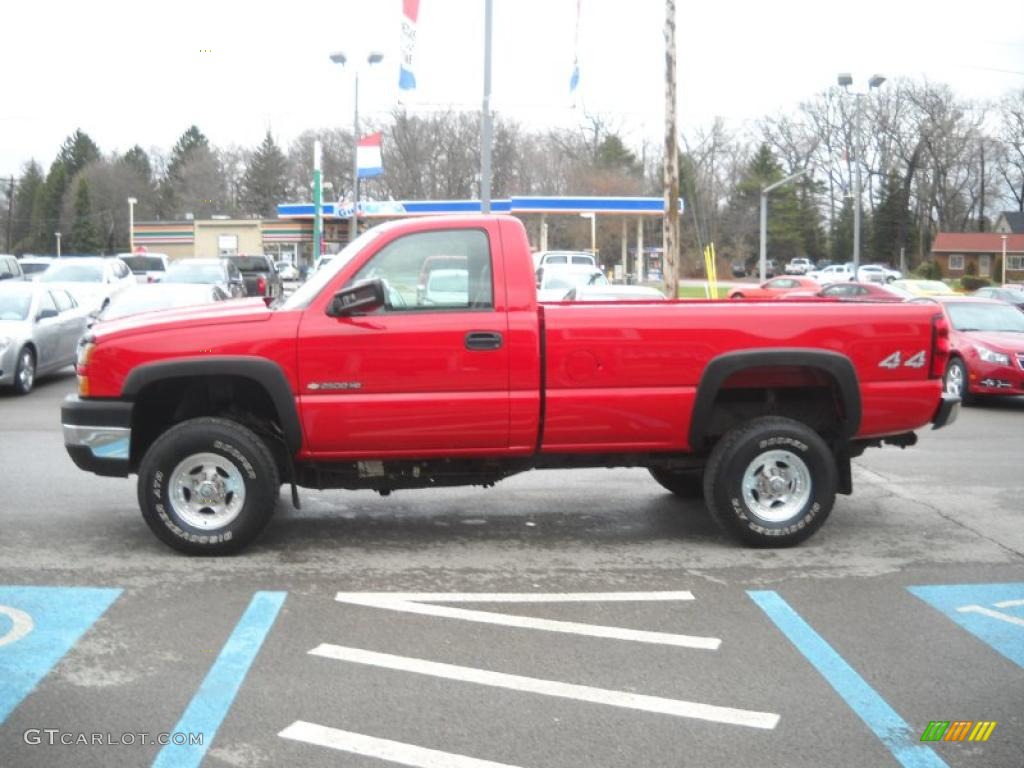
[2,0,1022,181]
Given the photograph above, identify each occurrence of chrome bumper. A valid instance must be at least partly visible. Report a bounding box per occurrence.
[62,424,131,460]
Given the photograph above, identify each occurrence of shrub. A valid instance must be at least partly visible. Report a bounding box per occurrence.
[960,276,991,291]
[913,261,942,280]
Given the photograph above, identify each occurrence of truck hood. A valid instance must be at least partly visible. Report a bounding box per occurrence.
[91,298,272,342]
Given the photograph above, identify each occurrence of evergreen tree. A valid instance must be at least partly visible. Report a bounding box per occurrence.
[28,161,67,253]
[240,131,289,217]
[122,145,153,184]
[161,126,211,217]
[870,173,913,265]
[167,126,209,179]
[831,198,855,263]
[11,161,43,253]
[69,178,100,253]
[57,130,101,178]
[729,143,805,261]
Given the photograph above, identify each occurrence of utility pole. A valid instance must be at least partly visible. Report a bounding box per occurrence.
[5,176,14,253]
[480,0,494,213]
[662,0,680,300]
[760,170,809,281]
[313,140,323,264]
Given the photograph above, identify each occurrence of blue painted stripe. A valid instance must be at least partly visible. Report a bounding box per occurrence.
[153,591,286,768]
[0,586,122,724]
[748,590,947,768]
[908,583,1024,670]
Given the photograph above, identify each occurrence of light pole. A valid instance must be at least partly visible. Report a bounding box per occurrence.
[127,197,137,252]
[55,231,61,259]
[580,212,596,259]
[1002,234,1008,285]
[330,50,384,242]
[838,73,885,269]
[759,170,809,281]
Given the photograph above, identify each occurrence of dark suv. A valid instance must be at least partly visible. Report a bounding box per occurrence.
[225,254,283,299]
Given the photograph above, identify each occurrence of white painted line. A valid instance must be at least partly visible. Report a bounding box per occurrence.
[335,596,720,650]
[993,599,1024,609]
[280,721,524,768]
[957,604,1024,627]
[335,591,695,603]
[0,605,33,648]
[309,644,779,730]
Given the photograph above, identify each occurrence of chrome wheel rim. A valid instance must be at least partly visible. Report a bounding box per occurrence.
[945,363,963,397]
[741,449,812,524]
[18,350,34,391]
[168,452,246,530]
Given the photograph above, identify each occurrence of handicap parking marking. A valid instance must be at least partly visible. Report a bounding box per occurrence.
[0,586,122,724]
[153,590,286,768]
[908,583,1024,670]
[748,590,948,768]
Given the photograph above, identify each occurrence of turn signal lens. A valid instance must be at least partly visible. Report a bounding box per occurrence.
[930,313,950,379]
[76,341,95,371]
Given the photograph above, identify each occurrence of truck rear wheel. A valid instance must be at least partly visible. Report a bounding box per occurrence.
[648,467,703,498]
[137,417,280,555]
[702,417,836,547]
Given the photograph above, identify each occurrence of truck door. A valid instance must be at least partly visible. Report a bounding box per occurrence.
[297,225,510,456]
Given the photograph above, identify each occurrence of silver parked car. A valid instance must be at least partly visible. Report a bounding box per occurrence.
[38,257,135,313]
[0,282,89,394]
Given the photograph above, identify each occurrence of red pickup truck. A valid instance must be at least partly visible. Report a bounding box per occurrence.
[62,215,959,554]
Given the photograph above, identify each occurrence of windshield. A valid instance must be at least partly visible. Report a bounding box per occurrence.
[0,292,32,321]
[164,264,223,284]
[947,303,1024,333]
[230,256,271,272]
[40,263,103,283]
[20,262,50,275]
[282,228,384,310]
[121,256,166,273]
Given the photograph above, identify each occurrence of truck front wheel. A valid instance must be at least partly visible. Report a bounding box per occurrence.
[137,417,280,555]
[703,417,836,547]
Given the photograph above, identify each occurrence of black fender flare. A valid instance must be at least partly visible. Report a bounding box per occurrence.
[688,348,862,449]
[122,356,303,455]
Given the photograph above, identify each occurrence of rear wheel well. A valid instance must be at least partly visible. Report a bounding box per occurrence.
[130,375,289,475]
[697,367,850,451]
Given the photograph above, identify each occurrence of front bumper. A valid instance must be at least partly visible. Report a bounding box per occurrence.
[931,393,960,430]
[61,395,133,476]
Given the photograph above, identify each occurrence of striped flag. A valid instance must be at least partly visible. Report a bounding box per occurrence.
[357,133,383,178]
[399,0,420,91]
[569,0,581,93]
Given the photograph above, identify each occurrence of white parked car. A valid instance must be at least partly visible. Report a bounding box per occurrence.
[856,264,902,283]
[809,263,855,285]
[785,258,813,275]
[118,252,170,283]
[423,268,469,305]
[38,257,135,313]
[536,268,608,302]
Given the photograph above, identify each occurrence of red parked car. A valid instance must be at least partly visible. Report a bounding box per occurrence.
[728,276,819,299]
[780,282,911,302]
[930,296,1024,402]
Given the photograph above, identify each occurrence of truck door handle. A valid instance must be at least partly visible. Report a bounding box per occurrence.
[465,331,503,351]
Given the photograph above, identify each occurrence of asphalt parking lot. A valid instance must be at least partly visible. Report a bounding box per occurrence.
[1,371,1022,768]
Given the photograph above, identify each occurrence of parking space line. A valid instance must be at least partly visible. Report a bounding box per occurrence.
[748,590,947,768]
[280,721,524,767]
[309,643,780,729]
[335,592,718,650]
[334,591,696,603]
[153,591,286,768]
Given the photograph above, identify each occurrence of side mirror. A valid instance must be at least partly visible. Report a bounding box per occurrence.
[37,308,58,321]
[327,279,386,317]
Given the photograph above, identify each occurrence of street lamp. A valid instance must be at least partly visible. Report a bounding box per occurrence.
[330,50,384,242]
[837,72,886,268]
[580,212,596,258]
[760,170,809,281]
[55,231,61,258]
[127,197,137,252]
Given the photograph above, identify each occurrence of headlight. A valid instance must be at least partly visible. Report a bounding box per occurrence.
[975,346,1009,365]
[76,340,96,369]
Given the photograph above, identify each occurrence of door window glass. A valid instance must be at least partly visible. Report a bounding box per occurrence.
[349,229,492,311]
